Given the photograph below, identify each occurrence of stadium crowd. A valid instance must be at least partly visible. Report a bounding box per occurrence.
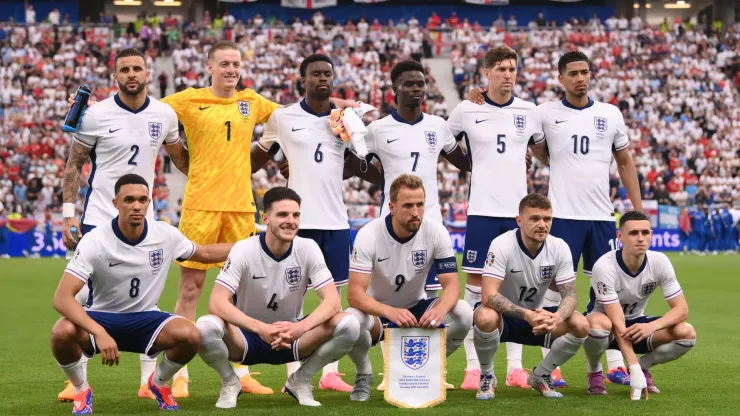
[0,10,738,234]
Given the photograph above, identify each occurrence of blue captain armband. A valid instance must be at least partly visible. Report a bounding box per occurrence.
[434,256,458,274]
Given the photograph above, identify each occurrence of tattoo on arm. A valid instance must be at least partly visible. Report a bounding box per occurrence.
[486,293,527,320]
[556,281,578,320]
[63,143,92,203]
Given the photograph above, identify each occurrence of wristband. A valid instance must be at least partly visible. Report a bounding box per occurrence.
[63,203,76,218]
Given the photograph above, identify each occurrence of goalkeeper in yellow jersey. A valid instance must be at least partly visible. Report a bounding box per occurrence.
[161,40,358,398]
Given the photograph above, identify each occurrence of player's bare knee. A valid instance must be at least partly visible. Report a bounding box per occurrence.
[568,313,589,338]
[51,318,77,344]
[586,312,612,331]
[473,306,500,333]
[671,322,696,341]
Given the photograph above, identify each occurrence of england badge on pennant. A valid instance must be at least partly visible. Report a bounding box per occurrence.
[402,336,429,370]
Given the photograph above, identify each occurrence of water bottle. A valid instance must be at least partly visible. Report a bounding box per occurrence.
[63,85,92,133]
[65,226,78,260]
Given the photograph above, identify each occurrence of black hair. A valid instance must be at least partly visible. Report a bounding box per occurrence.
[299,54,333,77]
[115,48,147,69]
[263,187,302,212]
[619,211,650,229]
[557,51,591,74]
[114,173,149,195]
[390,59,425,86]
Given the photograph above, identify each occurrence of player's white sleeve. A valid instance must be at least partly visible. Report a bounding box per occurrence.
[305,240,333,291]
[73,107,99,148]
[432,222,458,274]
[553,240,576,285]
[612,108,629,152]
[214,243,246,294]
[64,235,98,283]
[530,104,545,144]
[591,259,619,305]
[441,119,459,154]
[364,122,376,155]
[656,253,683,300]
[163,106,180,145]
[349,226,375,274]
[257,111,280,152]
[446,103,464,136]
[481,237,507,281]
[167,224,196,261]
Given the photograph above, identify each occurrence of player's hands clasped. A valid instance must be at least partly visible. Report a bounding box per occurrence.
[386,307,418,328]
[94,331,120,366]
[271,321,307,350]
[62,217,82,250]
[529,309,561,335]
[623,322,658,343]
[418,307,444,328]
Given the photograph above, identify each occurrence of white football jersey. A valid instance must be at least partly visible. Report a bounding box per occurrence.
[74,95,180,227]
[350,215,458,309]
[215,234,333,324]
[532,99,630,221]
[258,100,349,230]
[447,96,538,217]
[482,229,575,309]
[366,111,458,223]
[591,250,683,319]
[65,219,196,313]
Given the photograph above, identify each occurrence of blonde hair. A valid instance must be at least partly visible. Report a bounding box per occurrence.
[207,40,241,61]
[390,174,426,203]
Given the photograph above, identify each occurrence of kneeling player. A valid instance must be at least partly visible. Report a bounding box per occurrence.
[473,193,588,399]
[584,211,696,398]
[346,174,474,400]
[50,174,234,414]
[196,187,363,408]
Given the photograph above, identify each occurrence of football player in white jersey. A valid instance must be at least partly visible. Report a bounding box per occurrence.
[58,48,189,401]
[585,211,695,399]
[50,174,233,415]
[195,187,368,408]
[448,45,557,390]
[473,193,588,400]
[251,54,380,392]
[346,174,474,396]
[530,51,643,386]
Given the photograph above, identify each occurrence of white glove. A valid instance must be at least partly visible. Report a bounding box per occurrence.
[629,364,647,400]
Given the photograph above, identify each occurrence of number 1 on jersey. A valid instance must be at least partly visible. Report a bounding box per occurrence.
[225,121,231,141]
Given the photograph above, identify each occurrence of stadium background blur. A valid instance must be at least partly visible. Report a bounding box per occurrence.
[0,0,738,258]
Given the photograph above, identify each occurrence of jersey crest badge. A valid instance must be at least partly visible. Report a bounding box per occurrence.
[402,336,429,370]
[285,267,301,286]
[594,116,607,132]
[424,131,437,147]
[641,282,657,296]
[540,265,554,281]
[149,249,163,269]
[238,101,250,117]
[466,250,477,264]
[411,250,427,269]
[514,114,526,131]
[148,122,162,140]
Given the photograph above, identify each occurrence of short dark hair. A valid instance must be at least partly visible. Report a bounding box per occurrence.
[518,193,552,213]
[619,211,650,229]
[263,187,301,212]
[114,174,149,195]
[484,45,518,69]
[557,51,591,74]
[299,54,333,77]
[390,59,425,86]
[114,48,147,69]
[207,40,241,61]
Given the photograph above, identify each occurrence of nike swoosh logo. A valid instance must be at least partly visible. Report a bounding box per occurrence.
[292,127,305,132]
[378,257,390,262]
[109,128,122,133]
[510,269,522,273]
[109,262,123,267]
[252,275,266,279]
[386,138,400,143]
[555,120,567,124]
[475,119,488,124]
[199,106,212,110]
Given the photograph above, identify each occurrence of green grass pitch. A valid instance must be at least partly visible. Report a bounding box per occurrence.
[1,253,738,415]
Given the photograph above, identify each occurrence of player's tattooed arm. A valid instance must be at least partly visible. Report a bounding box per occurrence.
[556,281,578,320]
[487,293,528,320]
[164,142,189,175]
[63,141,92,203]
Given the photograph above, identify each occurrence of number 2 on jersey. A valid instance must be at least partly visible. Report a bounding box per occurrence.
[267,293,279,311]
[128,145,139,166]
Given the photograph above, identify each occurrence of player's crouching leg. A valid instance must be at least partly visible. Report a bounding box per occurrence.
[344,307,376,401]
[443,300,474,356]
[51,318,95,415]
[472,305,502,400]
[583,312,612,395]
[147,317,201,411]
[195,315,243,409]
[638,322,696,394]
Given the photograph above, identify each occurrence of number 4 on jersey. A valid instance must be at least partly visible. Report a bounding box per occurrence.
[267,293,279,311]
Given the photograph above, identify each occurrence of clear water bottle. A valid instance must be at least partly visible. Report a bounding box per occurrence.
[65,226,78,260]
[63,85,91,133]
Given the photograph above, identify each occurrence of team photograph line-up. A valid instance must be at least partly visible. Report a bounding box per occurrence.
[1,1,738,415]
